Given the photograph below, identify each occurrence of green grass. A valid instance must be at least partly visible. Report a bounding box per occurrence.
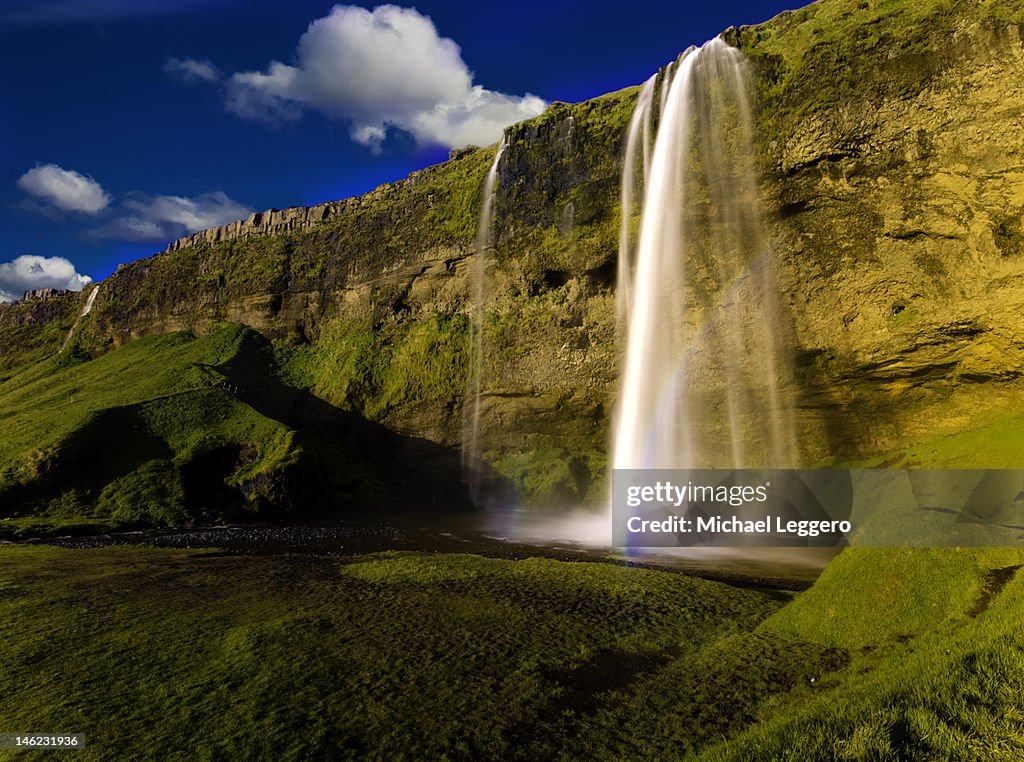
[839,413,1024,469]
[0,325,304,523]
[0,322,468,526]
[3,545,1023,759]
[0,546,783,761]
[0,325,261,464]
[695,547,1024,760]
[579,547,1024,760]
[0,516,122,541]
[761,547,1023,648]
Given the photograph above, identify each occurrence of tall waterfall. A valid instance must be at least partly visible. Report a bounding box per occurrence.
[613,38,797,472]
[463,141,506,500]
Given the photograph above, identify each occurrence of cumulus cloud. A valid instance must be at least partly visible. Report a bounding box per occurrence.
[90,191,253,242]
[164,56,221,83]
[17,164,110,214]
[0,255,92,302]
[221,4,546,151]
[14,162,252,244]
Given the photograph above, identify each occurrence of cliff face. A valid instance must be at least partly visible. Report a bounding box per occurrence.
[163,171,442,253]
[741,0,1024,464]
[4,0,1024,510]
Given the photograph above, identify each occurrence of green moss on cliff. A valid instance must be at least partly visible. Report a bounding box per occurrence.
[374,313,469,417]
[281,311,469,425]
[742,0,960,113]
[492,447,607,506]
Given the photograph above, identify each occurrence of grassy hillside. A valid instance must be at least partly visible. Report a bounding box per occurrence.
[700,547,1024,759]
[0,323,469,537]
[0,292,81,373]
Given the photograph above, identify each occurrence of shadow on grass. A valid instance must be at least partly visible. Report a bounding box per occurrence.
[0,405,174,516]
[216,329,479,514]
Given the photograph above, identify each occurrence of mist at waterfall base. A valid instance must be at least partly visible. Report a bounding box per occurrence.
[461,40,827,573]
[477,505,834,578]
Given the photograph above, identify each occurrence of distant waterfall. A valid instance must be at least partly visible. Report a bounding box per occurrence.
[60,284,100,354]
[614,39,797,471]
[463,140,506,500]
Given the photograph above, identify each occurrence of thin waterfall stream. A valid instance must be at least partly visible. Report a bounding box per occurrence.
[462,140,506,502]
[60,284,101,354]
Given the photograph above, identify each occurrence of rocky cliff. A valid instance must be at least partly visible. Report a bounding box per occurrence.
[741,0,1024,465]
[3,0,1024,510]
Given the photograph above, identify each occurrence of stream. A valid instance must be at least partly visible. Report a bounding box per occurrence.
[18,508,838,591]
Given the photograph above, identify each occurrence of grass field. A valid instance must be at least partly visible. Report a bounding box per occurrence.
[2,545,1022,760]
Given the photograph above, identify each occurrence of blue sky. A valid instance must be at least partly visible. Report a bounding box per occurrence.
[0,0,801,299]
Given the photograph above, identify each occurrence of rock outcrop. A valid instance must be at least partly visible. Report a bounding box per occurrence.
[163,162,457,252]
[742,2,1024,463]
[21,288,73,301]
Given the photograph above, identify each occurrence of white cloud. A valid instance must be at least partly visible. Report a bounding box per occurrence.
[90,191,253,242]
[222,4,546,150]
[124,192,251,231]
[0,255,92,302]
[164,57,221,83]
[14,162,252,244]
[17,164,110,214]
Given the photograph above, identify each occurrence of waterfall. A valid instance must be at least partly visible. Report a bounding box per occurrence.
[617,74,656,327]
[60,284,100,354]
[81,283,100,317]
[613,38,797,472]
[659,58,676,120]
[463,140,506,500]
